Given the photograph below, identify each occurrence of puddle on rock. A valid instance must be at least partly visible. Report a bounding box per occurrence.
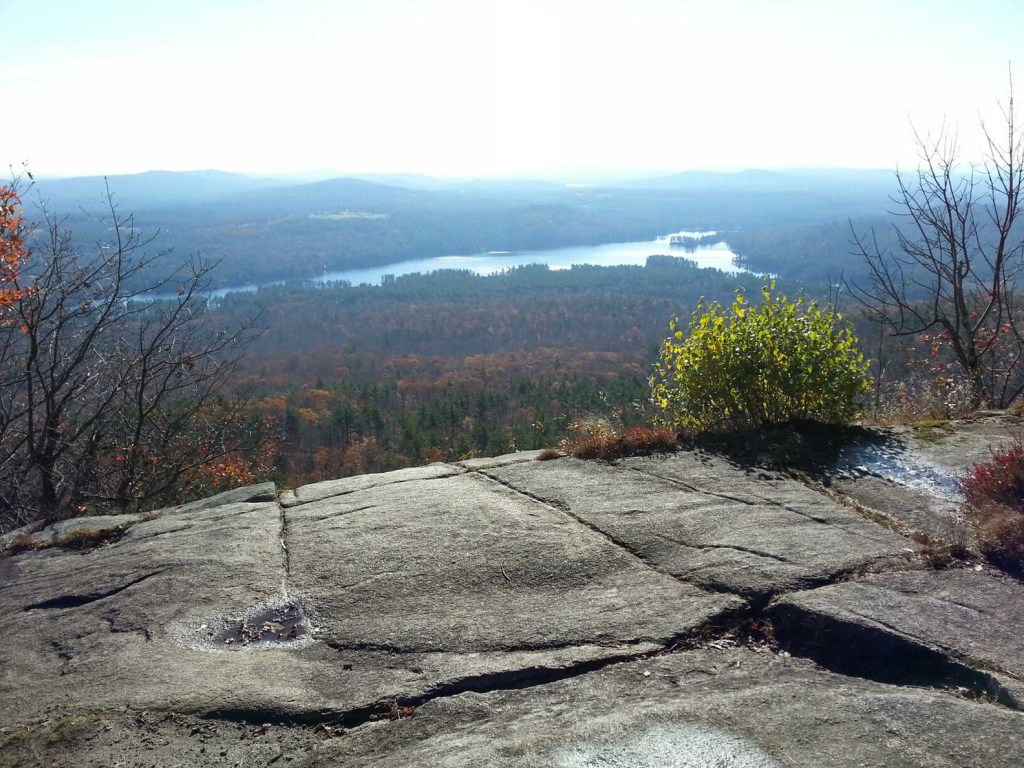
[210,602,309,647]
[176,599,316,651]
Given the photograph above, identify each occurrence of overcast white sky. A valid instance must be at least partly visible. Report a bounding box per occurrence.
[2,0,1021,179]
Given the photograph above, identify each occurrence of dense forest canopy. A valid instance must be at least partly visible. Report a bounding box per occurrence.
[209,259,768,484]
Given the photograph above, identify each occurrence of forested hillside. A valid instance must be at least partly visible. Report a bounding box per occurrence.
[211,259,767,485]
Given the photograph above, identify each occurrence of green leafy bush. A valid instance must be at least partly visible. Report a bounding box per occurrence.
[651,283,870,432]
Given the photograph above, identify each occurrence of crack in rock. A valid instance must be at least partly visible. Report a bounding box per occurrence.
[652,532,798,565]
[627,466,834,525]
[278,500,291,590]
[309,503,381,522]
[768,600,1023,711]
[323,636,677,657]
[478,471,690,586]
[203,628,738,731]
[188,599,1019,741]
[23,570,166,611]
[282,469,461,508]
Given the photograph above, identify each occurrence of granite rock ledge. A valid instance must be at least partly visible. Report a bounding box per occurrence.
[1,425,1022,767]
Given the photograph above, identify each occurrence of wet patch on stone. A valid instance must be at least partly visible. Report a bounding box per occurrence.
[211,602,309,647]
[835,442,962,500]
[174,598,317,652]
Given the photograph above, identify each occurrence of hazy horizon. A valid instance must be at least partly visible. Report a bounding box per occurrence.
[27,164,900,185]
[5,1,1021,179]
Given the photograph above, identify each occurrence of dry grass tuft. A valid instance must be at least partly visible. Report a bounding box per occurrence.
[560,420,677,461]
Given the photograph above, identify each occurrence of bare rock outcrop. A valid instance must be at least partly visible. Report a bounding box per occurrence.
[1,421,1022,767]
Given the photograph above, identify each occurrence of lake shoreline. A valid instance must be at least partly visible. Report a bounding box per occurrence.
[197,231,746,299]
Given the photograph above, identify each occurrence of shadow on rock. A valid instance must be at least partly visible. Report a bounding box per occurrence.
[680,420,895,476]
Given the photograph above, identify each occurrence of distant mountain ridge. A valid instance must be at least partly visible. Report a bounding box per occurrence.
[31,169,288,211]
[30,167,898,212]
[19,167,897,291]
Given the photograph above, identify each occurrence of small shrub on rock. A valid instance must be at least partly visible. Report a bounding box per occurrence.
[962,438,1024,513]
[960,438,1024,573]
[651,283,870,432]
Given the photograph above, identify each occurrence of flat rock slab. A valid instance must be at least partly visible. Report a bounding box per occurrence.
[280,463,462,507]
[768,568,1024,704]
[286,470,741,651]
[313,649,1024,768]
[901,415,1022,476]
[0,500,299,723]
[0,458,743,750]
[3,449,1022,767]
[486,455,912,597]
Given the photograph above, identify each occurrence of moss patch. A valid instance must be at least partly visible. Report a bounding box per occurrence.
[911,420,955,443]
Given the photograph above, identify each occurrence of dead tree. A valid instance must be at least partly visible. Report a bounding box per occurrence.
[0,183,264,529]
[850,81,1024,408]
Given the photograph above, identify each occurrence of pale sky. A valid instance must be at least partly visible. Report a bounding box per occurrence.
[3,0,1021,179]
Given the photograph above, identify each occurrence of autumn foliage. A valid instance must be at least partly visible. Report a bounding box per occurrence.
[0,185,28,313]
[651,283,870,432]
[0,183,269,531]
[960,438,1024,574]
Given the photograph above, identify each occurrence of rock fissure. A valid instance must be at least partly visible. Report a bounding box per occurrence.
[23,570,166,611]
[278,500,291,588]
[208,624,759,731]
[840,604,1020,685]
[768,600,1023,711]
[330,570,422,592]
[323,635,684,657]
[626,466,833,525]
[311,503,381,522]
[285,471,462,508]
[805,477,916,537]
[478,471,686,584]
[102,610,153,642]
[653,532,799,565]
[210,602,1022,737]
[128,524,194,541]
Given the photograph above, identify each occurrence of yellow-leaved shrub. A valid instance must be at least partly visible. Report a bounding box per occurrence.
[651,283,870,432]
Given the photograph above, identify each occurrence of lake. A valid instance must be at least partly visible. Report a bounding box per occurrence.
[206,231,745,297]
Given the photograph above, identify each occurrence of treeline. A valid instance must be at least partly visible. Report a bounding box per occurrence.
[728,217,897,286]
[728,216,1024,302]
[257,374,651,482]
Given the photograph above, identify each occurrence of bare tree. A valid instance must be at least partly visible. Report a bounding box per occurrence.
[0,183,266,530]
[850,80,1024,408]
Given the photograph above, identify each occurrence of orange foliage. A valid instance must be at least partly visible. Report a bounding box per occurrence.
[196,454,260,491]
[0,185,28,314]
